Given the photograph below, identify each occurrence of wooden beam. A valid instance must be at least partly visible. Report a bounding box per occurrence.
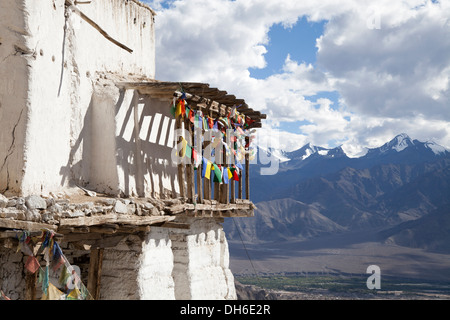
[87,248,104,300]
[0,218,58,232]
[58,214,176,227]
[65,0,133,53]
[157,222,190,229]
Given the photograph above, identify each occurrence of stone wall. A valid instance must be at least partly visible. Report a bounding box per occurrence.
[0,246,26,300]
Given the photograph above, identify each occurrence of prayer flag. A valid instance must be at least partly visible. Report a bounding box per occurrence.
[230,167,240,181]
[175,99,185,118]
[42,266,49,295]
[223,167,229,184]
[202,158,212,180]
[59,265,71,287]
[180,137,187,158]
[205,161,212,180]
[41,283,64,301]
[25,255,40,274]
[170,103,176,117]
[213,163,222,183]
[67,287,81,300]
[185,144,192,159]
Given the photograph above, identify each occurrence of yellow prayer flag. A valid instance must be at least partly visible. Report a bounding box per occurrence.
[205,161,212,180]
[41,283,64,300]
[227,168,233,179]
[67,287,81,300]
[180,137,187,158]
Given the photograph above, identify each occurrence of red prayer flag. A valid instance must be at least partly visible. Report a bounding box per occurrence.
[180,100,186,117]
[25,255,40,274]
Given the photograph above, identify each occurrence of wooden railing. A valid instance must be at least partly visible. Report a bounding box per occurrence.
[174,100,251,205]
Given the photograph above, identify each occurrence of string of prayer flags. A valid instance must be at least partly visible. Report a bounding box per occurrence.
[15,229,93,300]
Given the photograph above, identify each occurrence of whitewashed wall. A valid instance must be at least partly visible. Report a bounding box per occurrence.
[0,0,155,196]
[99,218,236,300]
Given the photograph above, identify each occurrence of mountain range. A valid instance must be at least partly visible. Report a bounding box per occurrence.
[225,133,450,253]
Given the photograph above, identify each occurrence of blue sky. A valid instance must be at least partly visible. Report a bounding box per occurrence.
[249,18,325,79]
[143,0,450,156]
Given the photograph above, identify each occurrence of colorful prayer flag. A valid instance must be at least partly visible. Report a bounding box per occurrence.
[185,144,192,159]
[223,167,229,184]
[41,283,64,300]
[25,255,40,274]
[212,163,222,183]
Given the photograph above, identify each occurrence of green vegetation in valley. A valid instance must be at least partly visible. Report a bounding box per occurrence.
[236,274,450,296]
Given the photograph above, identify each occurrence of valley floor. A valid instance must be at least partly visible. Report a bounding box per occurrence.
[228,229,450,300]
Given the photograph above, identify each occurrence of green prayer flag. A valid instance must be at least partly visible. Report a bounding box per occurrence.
[212,164,222,183]
[185,144,192,159]
[59,265,70,286]
[170,103,176,117]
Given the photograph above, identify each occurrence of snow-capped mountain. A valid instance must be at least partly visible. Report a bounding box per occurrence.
[256,146,290,163]
[259,133,449,171]
[229,133,450,251]
[365,133,449,158]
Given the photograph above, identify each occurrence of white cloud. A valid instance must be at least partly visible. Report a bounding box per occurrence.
[144,0,450,153]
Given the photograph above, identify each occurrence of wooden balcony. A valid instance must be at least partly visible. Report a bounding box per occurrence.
[117,80,266,218]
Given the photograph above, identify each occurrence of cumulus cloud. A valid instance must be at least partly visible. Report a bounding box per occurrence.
[144,0,450,154]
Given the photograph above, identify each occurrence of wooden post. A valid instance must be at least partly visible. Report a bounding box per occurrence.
[203,130,211,201]
[65,0,133,53]
[87,248,104,300]
[213,143,220,202]
[176,115,186,198]
[220,143,229,204]
[195,126,203,204]
[186,117,195,203]
[245,136,250,200]
[230,174,235,204]
[25,271,37,300]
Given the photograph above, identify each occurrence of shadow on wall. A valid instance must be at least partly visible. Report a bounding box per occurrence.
[60,88,179,198]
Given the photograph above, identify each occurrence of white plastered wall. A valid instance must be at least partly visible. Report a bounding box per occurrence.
[0,0,156,196]
[99,219,236,300]
[170,218,237,300]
